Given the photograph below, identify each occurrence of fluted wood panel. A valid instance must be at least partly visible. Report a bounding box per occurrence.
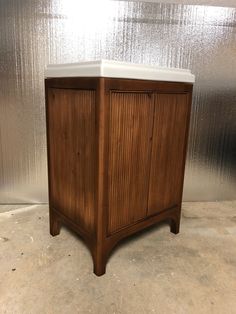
[148,93,190,215]
[48,89,95,233]
[107,92,154,234]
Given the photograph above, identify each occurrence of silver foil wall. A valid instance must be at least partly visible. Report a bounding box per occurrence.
[0,0,235,203]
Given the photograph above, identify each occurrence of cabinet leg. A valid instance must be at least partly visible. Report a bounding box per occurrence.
[170,217,180,234]
[50,209,61,236]
[92,246,107,276]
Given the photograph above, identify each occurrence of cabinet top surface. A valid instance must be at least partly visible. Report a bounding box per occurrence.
[45,60,195,83]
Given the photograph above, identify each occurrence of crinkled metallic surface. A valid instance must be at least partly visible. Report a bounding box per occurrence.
[0,0,235,202]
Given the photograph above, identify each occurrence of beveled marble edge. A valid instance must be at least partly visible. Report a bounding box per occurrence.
[45,60,195,83]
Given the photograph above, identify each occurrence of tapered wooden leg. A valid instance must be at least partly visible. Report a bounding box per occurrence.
[92,245,107,276]
[50,209,61,236]
[170,216,180,234]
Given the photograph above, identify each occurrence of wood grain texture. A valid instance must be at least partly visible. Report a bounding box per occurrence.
[147,93,190,215]
[45,77,193,276]
[107,92,154,234]
[105,78,192,94]
[93,78,107,276]
[47,88,96,233]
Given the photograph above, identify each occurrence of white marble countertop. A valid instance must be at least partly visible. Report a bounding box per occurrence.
[45,60,195,83]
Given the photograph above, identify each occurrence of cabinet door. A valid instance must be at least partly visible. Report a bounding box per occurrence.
[147,93,190,215]
[107,92,154,234]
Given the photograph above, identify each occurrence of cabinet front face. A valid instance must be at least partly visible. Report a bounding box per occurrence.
[107,92,154,234]
[106,90,191,234]
[147,93,190,215]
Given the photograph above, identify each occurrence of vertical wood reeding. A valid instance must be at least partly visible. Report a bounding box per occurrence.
[107,92,154,234]
[147,93,190,215]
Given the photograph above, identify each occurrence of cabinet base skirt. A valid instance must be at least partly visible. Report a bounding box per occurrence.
[49,206,181,276]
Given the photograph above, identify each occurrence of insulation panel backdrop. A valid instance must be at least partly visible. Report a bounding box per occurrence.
[0,0,235,203]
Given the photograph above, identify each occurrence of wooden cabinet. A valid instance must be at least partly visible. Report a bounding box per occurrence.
[45,63,194,276]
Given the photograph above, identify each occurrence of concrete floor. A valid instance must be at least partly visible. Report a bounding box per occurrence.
[0,202,236,314]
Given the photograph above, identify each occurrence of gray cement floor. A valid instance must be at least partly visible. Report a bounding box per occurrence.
[0,202,236,314]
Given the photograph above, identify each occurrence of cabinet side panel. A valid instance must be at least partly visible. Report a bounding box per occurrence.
[108,92,154,234]
[47,88,95,233]
[148,93,190,215]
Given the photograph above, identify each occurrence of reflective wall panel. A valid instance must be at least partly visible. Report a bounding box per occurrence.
[0,0,235,203]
